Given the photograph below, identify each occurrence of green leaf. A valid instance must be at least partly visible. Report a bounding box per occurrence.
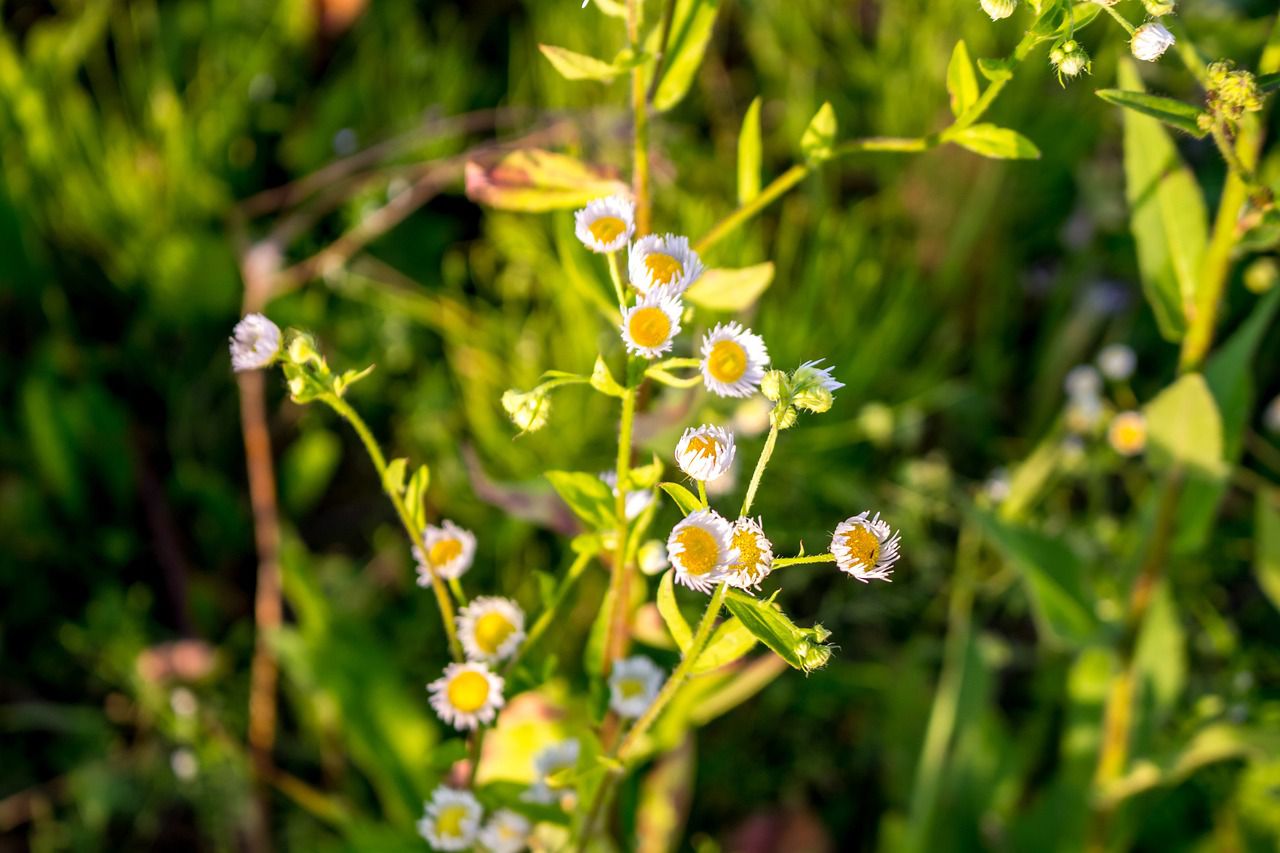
[383,457,408,496]
[334,364,376,396]
[684,262,774,312]
[1133,581,1186,734]
[947,41,980,118]
[1142,373,1225,478]
[280,428,342,516]
[650,0,723,112]
[628,454,663,490]
[976,57,1014,83]
[584,589,612,675]
[1257,71,1280,92]
[546,470,617,530]
[657,571,693,651]
[691,617,757,674]
[724,590,832,672]
[538,44,626,82]
[1255,488,1280,612]
[971,508,1096,647]
[1095,89,1208,138]
[800,102,837,163]
[946,124,1041,160]
[405,464,431,534]
[590,356,626,398]
[658,482,702,516]
[1117,59,1207,341]
[465,149,629,212]
[737,96,762,204]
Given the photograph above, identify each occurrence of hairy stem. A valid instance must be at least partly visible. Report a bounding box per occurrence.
[740,423,780,518]
[772,553,836,568]
[603,388,638,673]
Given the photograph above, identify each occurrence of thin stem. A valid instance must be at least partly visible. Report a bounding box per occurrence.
[773,553,835,568]
[321,394,463,660]
[628,0,651,234]
[603,388,639,673]
[832,136,930,156]
[645,0,679,103]
[449,577,467,605]
[1208,120,1255,186]
[1101,4,1136,36]
[697,479,708,509]
[695,164,808,254]
[740,423,780,518]
[467,726,487,787]
[505,549,595,675]
[607,251,628,312]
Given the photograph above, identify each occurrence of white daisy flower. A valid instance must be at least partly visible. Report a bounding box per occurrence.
[620,291,682,359]
[574,194,635,254]
[418,786,483,851]
[229,313,282,372]
[1108,411,1147,457]
[667,509,738,593]
[1097,343,1136,381]
[457,596,526,664]
[628,234,704,297]
[416,520,477,583]
[608,655,664,719]
[427,662,505,731]
[726,517,773,590]
[699,322,770,398]
[1131,21,1175,62]
[675,424,736,482]
[523,738,580,805]
[1064,365,1102,400]
[980,0,1018,21]
[831,511,901,583]
[599,471,654,521]
[478,809,531,853]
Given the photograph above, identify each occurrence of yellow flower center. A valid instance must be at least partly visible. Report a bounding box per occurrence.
[446,670,491,713]
[628,306,672,349]
[588,215,627,244]
[473,611,517,655]
[429,537,463,567]
[843,526,882,569]
[435,804,471,839]
[1111,419,1147,453]
[684,434,720,460]
[706,339,748,383]
[644,252,682,285]
[674,525,720,576]
[730,527,765,580]
[617,677,646,699]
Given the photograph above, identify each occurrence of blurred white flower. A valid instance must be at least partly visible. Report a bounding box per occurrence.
[1064,365,1103,400]
[524,739,580,805]
[229,313,281,372]
[170,748,198,782]
[1097,343,1136,381]
[600,471,654,520]
[416,520,477,582]
[1108,411,1148,457]
[478,809,531,853]
[457,596,525,664]
[980,0,1018,21]
[638,540,668,576]
[427,662,504,731]
[608,655,664,719]
[418,787,483,851]
[1132,22,1175,62]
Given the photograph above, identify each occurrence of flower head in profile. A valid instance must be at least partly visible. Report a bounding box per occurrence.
[608,655,664,718]
[418,786,483,851]
[726,517,774,590]
[628,233,704,297]
[1108,410,1147,456]
[831,511,901,583]
[667,509,737,592]
[524,738,580,805]
[416,520,477,582]
[675,424,736,482]
[229,313,282,372]
[789,359,844,414]
[700,322,770,398]
[1131,21,1175,62]
[620,291,682,359]
[478,809,531,853]
[457,596,525,663]
[427,662,505,730]
[574,195,635,254]
[600,471,654,520]
[1097,343,1136,382]
[980,0,1018,21]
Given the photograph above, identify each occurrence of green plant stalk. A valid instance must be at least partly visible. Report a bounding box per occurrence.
[468,725,487,787]
[1100,3,1136,36]
[772,553,835,568]
[740,423,780,518]
[697,479,708,509]
[602,388,638,674]
[607,250,627,312]
[629,0,651,235]
[321,393,462,660]
[505,549,595,675]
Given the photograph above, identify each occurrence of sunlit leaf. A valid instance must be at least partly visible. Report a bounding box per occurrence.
[546,470,616,530]
[947,41,979,118]
[1096,89,1208,138]
[737,96,763,204]
[465,149,628,212]
[657,571,693,651]
[800,102,837,163]
[1142,373,1225,478]
[684,262,774,312]
[650,0,723,111]
[539,44,626,82]
[658,482,701,516]
[723,590,831,672]
[946,124,1040,160]
[691,617,757,674]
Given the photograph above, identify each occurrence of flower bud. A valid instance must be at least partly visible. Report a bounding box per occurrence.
[1051,39,1091,82]
[1131,22,1175,62]
[771,404,799,430]
[760,369,789,403]
[980,0,1018,21]
[793,385,834,414]
[1244,257,1278,295]
[287,333,322,368]
[501,389,551,433]
[1141,0,1175,16]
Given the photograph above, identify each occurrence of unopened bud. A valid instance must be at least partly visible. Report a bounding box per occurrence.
[772,404,799,430]
[287,333,322,367]
[760,370,789,403]
[793,385,834,414]
[1141,0,1175,16]
[980,0,1018,21]
[1244,257,1278,294]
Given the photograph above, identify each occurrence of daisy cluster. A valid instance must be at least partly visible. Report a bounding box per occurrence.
[417,786,529,852]
[1061,343,1147,458]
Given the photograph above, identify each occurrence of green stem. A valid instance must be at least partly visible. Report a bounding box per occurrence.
[467,725,487,787]
[772,553,835,568]
[1100,3,1136,36]
[645,0,678,103]
[739,423,780,518]
[448,577,467,606]
[629,0,650,234]
[697,479,708,509]
[321,394,462,660]
[607,250,627,312]
[603,388,638,674]
[695,164,808,254]
[505,549,595,675]
[832,136,930,156]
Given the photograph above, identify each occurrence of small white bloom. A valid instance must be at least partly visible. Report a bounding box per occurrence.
[418,786,484,851]
[170,748,198,781]
[675,424,736,482]
[1097,343,1136,381]
[523,738,580,805]
[667,509,738,593]
[1131,21,1175,62]
[170,687,198,718]
[1108,410,1148,457]
[620,291,682,359]
[574,195,635,254]
[1064,365,1103,400]
[608,655,664,719]
[628,234,704,297]
[982,468,1011,503]
[980,0,1018,21]
[1066,394,1104,434]
[726,517,773,590]
[478,809,531,853]
[427,662,505,731]
[457,596,526,663]
[638,540,668,576]
[831,511,901,583]
[600,471,654,520]
[416,520,477,583]
[1265,395,1280,434]
[229,313,282,372]
[699,322,770,398]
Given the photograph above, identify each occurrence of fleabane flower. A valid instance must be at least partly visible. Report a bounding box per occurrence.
[229,313,282,372]
[675,424,736,482]
[700,322,770,397]
[416,520,477,583]
[620,291,682,359]
[1131,22,1175,62]
[1108,410,1147,456]
[608,655,664,719]
[726,517,774,591]
[791,359,844,413]
[831,511,901,583]
[427,662,504,730]
[478,809,531,853]
[980,0,1018,21]
[600,471,654,520]
[524,739,580,805]
[1097,343,1136,381]
[457,596,525,663]
[418,786,483,851]
[574,195,635,254]
[628,233,703,297]
[667,509,737,592]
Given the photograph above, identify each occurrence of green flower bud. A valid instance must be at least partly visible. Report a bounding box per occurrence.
[287,333,322,368]
[793,385,834,414]
[1244,257,1278,295]
[760,369,789,403]
[771,404,799,430]
[1050,39,1091,83]
[1141,0,1175,16]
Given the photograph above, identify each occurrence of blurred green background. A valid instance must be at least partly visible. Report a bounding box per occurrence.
[2,0,1280,850]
